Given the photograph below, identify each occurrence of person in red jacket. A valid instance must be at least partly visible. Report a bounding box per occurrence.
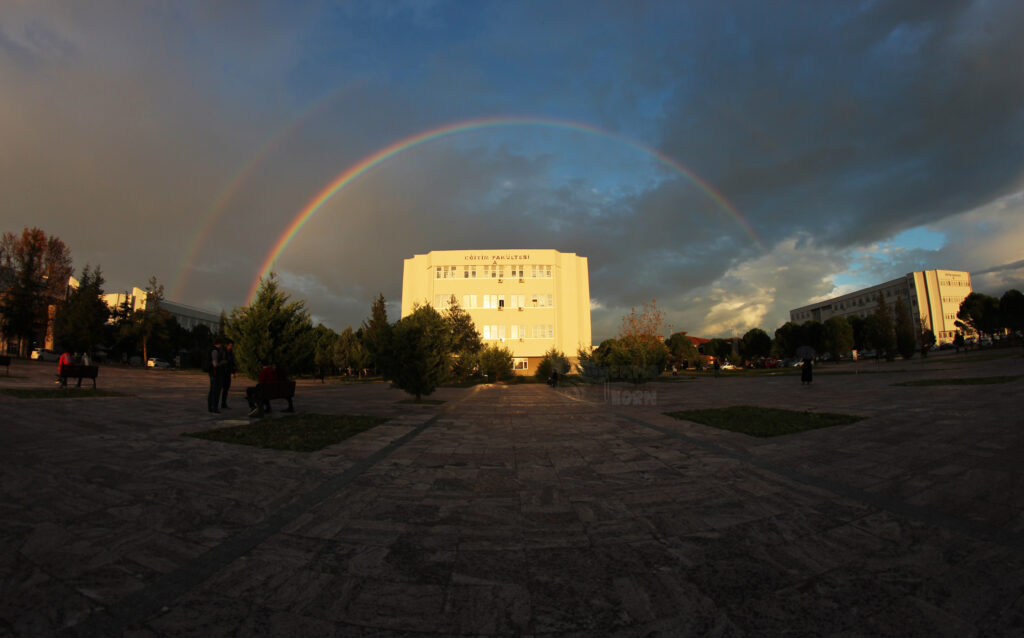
[57,351,73,387]
[246,361,277,416]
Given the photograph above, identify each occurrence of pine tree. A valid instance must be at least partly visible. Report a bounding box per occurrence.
[382,304,450,401]
[360,293,391,374]
[225,273,314,379]
[53,265,109,354]
[865,292,896,361]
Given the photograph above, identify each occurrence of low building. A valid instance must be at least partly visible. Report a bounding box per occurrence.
[103,287,220,332]
[401,249,592,374]
[789,269,972,343]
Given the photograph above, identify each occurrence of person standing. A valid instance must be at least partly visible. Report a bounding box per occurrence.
[801,358,813,385]
[208,340,223,413]
[219,340,235,409]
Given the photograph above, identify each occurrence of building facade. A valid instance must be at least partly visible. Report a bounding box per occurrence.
[401,250,592,374]
[103,287,221,332]
[789,269,972,343]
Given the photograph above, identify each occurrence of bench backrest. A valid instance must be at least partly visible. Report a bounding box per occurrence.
[258,380,296,397]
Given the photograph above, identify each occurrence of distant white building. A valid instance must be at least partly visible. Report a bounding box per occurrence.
[790,269,972,343]
[103,287,220,332]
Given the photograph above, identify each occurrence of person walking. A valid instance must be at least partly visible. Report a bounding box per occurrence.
[207,340,223,413]
[219,340,235,409]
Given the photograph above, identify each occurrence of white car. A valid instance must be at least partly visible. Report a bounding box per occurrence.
[147,357,171,368]
[31,349,59,361]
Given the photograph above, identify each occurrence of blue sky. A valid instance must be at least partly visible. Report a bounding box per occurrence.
[2,0,1023,339]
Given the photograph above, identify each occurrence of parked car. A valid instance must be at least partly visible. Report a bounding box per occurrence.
[31,348,59,361]
[147,357,171,368]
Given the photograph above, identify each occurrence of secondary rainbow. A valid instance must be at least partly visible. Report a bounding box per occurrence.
[247,116,763,304]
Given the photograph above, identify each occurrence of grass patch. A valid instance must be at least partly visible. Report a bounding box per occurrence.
[665,405,863,437]
[894,375,1023,387]
[397,398,445,405]
[183,413,388,452]
[0,387,128,399]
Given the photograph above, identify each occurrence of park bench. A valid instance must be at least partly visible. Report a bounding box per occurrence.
[0,355,10,374]
[59,364,99,388]
[250,380,296,417]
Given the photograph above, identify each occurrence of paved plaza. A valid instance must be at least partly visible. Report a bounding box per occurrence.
[1,352,1023,636]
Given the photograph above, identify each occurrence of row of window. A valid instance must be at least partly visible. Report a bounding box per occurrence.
[433,294,553,309]
[481,324,554,340]
[435,264,553,279]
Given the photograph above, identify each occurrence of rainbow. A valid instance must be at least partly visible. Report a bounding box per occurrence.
[247,116,763,304]
[170,83,361,301]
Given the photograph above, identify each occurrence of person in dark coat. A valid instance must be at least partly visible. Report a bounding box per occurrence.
[801,358,813,385]
[219,340,235,409]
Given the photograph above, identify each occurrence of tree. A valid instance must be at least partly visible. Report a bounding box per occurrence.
[952,332,965,353]
[955,292,1000,339]
[893,298,917,360]
[822,316,853,362]
[333,326,369,373]
[121,276,171,364]
[848,315,867,352]
[772,322,802,358]
[919,323,936,357]
[445,295,482,381]
[381,304,450,400]
[865,293,896,361]
[225,273,314,379]
[478,344,514,381]
[800,320,825,356]
[535,347,570,381]
[666,331,700,369]
[312,325,338,380]
[361,293,391,374]
[705,338,735,362]
[612,299,669,381]
[740,328,772,362]
[0,228,73,356]
[53,265,109,354]
[1000,289,1024,339]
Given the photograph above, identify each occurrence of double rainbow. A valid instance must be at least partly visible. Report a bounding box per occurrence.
[245,116,762,304]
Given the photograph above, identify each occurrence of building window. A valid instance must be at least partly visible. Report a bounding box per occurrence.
[463,266,476,278]
[531,324,554,339]
[462,294,477,309]
[509,294,524,308]
[510,324,527,339]
[513,358,529,370]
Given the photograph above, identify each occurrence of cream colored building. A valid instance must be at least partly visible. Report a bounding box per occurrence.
[401,250,592,374]
[790,269,972,343]
[103,287,220,332]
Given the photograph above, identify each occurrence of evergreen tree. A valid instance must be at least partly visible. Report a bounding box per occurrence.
[381,304,449,400]
[312,325,338,381]
[535,347,570,381]
[478,344,514,381]
[333,326,369,373]
[893,298,917,359]
[361,293,391,374]
[53,265,109,354]
[445,295,482,381]
[225,273,314,379]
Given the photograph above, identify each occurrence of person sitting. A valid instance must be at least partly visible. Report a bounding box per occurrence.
[247,362,277,416]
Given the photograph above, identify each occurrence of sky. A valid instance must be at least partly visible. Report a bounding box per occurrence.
[2,0,1023,341]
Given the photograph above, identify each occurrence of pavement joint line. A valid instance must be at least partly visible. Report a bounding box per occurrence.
[61,386,481,636]
[557,387,1024,552]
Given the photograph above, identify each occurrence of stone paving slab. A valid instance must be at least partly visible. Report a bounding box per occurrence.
[1,352,1023,635]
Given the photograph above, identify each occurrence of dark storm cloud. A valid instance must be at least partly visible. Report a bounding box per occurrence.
[3,1,1022,339]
